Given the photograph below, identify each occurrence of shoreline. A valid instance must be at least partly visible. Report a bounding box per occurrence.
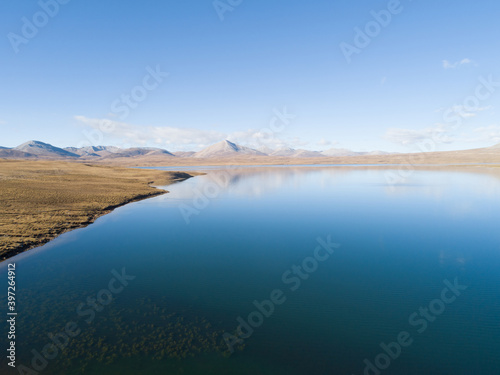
[0,160,198,262]
[2,160,499,262]
[0,189,168,262]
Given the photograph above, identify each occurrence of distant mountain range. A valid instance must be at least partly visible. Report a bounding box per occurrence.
[15,140,79,158]
[192,140,266,158]
[0,140,395,160]
[1,139,500,163]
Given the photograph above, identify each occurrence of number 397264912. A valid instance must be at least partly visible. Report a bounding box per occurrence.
[8,263,16,312]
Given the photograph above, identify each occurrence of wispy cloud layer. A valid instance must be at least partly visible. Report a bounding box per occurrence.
[385,122,500,148]
[436,105,492,119]
[74,116,304,150]
[442,58,473,69]
[469,125,500,144]
[317,139,336,147]
[385,124,455,145]
[226,130,289,149]
[75,116,225,150]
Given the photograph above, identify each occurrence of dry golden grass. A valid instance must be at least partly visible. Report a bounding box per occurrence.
[84,147,500,167]
[2,150,499,261]
[0,160,196,260]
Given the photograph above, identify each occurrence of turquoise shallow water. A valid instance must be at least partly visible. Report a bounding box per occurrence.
[1,166,500,374]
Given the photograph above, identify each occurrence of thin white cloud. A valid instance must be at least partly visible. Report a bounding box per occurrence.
[442,58,473,69]
[465,125,500,144]
[287,137,310,148]
[74,116,301,151]
[386,122,500,147]
[434,105,492,120]
[384,124,455,145]
[317,139,336,147]
[75,116,226,150]
[227,129,288,149]
[449,104,492,118]
[226,130,310,150]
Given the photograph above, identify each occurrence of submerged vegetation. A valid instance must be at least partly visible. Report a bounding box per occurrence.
[1,290,241,374]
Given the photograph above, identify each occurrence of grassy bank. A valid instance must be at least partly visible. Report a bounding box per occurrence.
[0,160,196,261]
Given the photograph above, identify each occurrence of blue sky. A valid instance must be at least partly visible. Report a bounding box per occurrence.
[1,0,500,152]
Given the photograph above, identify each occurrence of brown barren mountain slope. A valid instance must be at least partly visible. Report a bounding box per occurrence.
[87,146,500,167]
[0,160,197,260]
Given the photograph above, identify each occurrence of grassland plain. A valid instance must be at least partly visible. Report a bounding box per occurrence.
[0,160,197,261]
[85,148,500,167]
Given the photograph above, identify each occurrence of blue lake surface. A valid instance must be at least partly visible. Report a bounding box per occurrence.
[1,166,500,374]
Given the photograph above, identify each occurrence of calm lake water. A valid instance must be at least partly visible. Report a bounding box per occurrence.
[1,166,500,375]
